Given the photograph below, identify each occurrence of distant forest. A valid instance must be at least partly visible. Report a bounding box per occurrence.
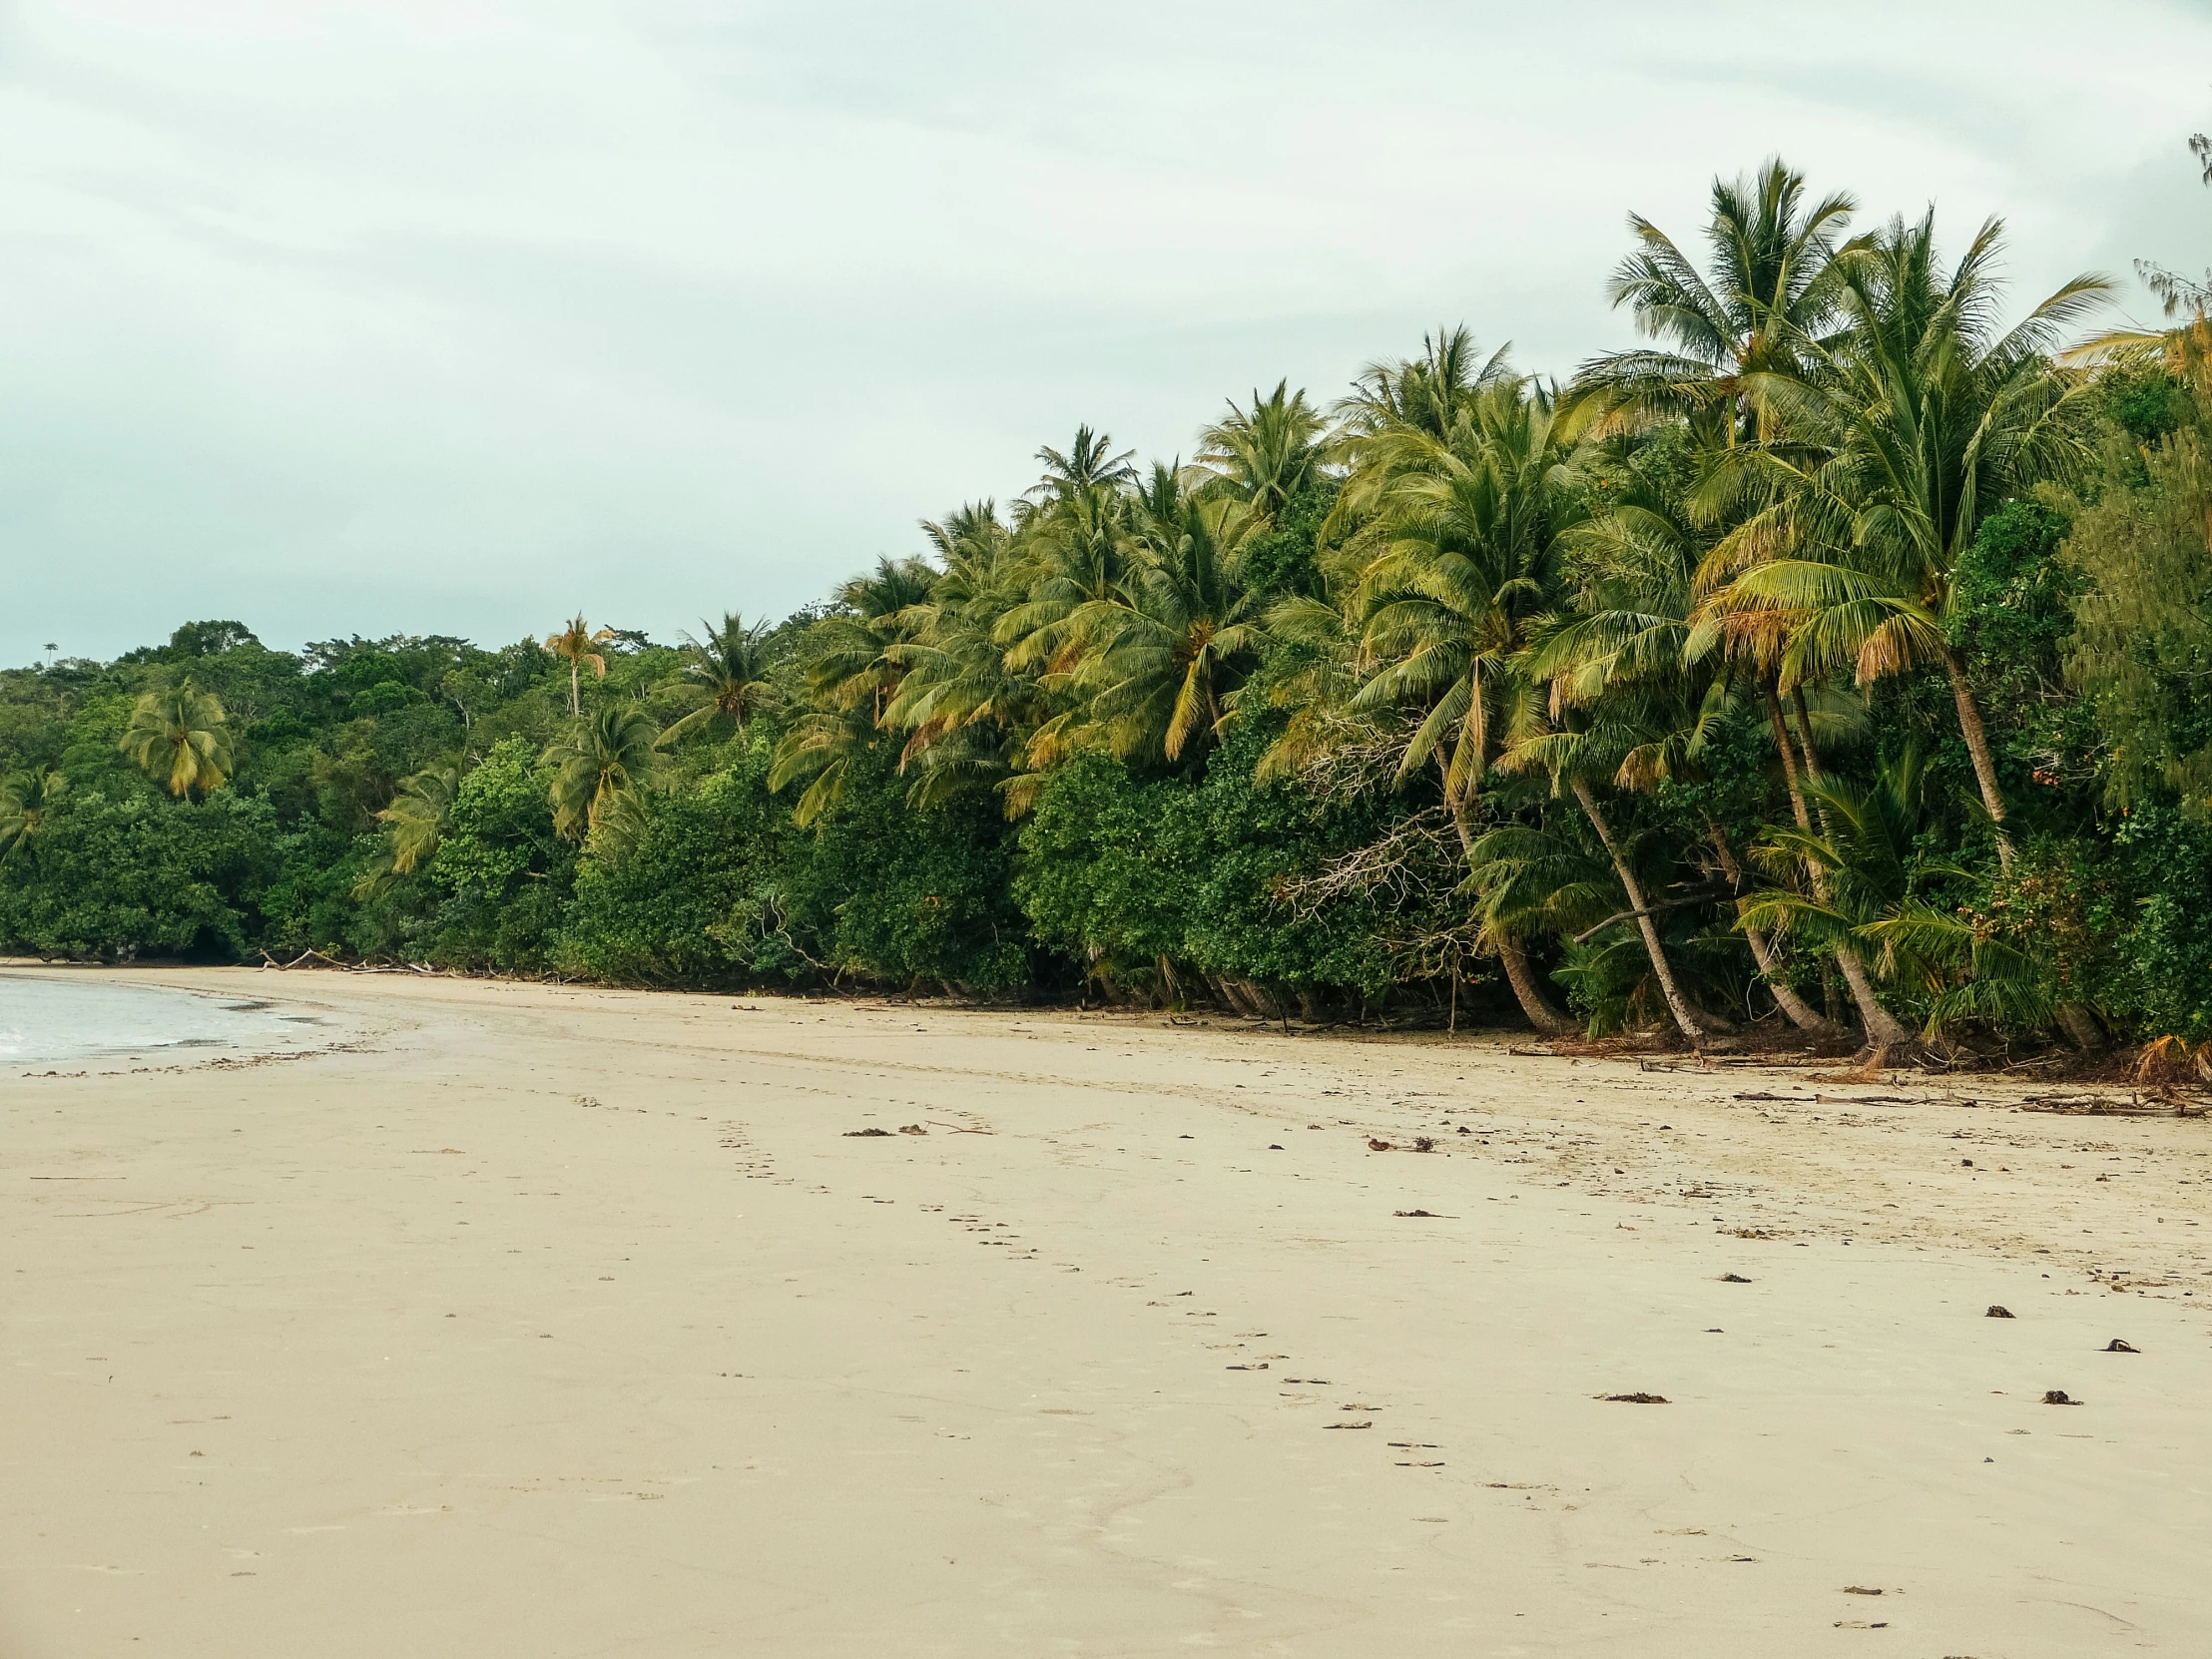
[8,154,2212,1058]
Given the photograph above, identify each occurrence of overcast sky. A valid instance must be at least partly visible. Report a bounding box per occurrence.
[5,0,2212,665]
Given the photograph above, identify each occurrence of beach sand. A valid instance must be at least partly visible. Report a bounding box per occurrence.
[4,967,2207,1655]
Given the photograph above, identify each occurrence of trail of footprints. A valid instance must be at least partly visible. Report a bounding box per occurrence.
[698,1105,1595,1512]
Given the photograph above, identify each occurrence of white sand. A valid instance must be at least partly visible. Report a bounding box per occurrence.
[4,967,2208,1655]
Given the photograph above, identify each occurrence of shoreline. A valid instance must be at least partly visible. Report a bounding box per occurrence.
[5,968,2207,1654]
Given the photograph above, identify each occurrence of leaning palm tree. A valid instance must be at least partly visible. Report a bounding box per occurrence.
[378,763,459,872]
[1696,212,2110,871]
[544,705,668,846]
[1746,747,2055,1043]
[545,614,616,716]
[352,762,459,898]
[659,613,777,747]
[0,768,68,868]
[1498,709,1711,1046]
[120,679,235,798]
[1536,468,1846,1038]
[1333,372,1586,1033]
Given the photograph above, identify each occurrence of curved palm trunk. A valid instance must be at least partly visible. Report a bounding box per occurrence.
[1937,656,2095,1046]
[1442,758,1573,1036]
[1499,940,1575,1036]
[1706,824,1839,1036]
[1570,779,1703,1045]
[1784,690,1915,1052]
[1940,648,2011,874]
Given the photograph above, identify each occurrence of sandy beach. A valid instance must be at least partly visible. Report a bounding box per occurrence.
[4,967,2208,1656]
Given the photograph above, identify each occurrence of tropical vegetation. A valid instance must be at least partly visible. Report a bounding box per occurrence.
[7,149,2212,1058]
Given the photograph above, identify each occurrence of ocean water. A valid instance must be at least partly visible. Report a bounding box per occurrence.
[0,973,319,1067]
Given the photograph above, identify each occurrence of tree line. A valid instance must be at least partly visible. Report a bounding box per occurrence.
[7,153,2212,1057]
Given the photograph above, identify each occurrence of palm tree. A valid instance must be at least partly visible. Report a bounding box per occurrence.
[1562,159,1909,1038]
[1499,707,1712,1045]
[770,557,936,824]
[1063,480,1268,764]
[1333,371,1586,1033]
[2131,131,2212,331]
[1575,159,1858,444]
[1745,747,2054,1042]
[996,480,1137,679]
[882,506,1043,810]
[1346,377,1582,806]
[659,613,777,747]
[545,705,668,846]
[378,764,459,872]
[0,768,67,868]
[1020,426,1138,519]
[1536,465,1844,1036]
[120,679,235,798]
[352,763,459,898]
[1336,327,1516,447]
[1695,213,2109,871]
[1195,381,1330,516]
[545,614,616,716]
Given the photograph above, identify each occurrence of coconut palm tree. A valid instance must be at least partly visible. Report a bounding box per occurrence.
[770,557,937,824]
[1575,159,1858,444]
[1745,746,2056,1041]
[545,614,616,716]
[1346,376,1584,805]
[378,763,459,872]
[545,705,668,845]
[351,762,459,899]
[997,481,1137,677]
[1535,465,1846,1037]
[0,768,67,869]
[1060,480,1268,765]
[659,613,777,747]
[120,679,235,798]
[1194,381,1330,516]
[1333,372,1586,1033]
[1696,212,2110,871]
[882,506,1044,809]
[1497,710,1711,1045]
[1015,425,1138,528]
[1326,329,1518,543]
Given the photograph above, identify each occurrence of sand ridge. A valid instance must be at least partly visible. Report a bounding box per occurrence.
[3,967,2207,1655]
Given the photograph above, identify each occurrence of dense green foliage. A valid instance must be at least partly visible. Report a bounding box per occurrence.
[10,151,2212,1054]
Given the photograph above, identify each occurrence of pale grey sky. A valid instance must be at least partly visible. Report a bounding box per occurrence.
[5,0,2211,664]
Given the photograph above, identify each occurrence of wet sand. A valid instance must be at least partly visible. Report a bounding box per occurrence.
[4,967,2208,1655]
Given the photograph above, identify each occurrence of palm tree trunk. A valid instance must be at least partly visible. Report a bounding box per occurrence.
[1441,756,1573,1035]
[1570,779,1703,1045]
[1790,686,1824,781]
[1498,940,1575,1036]
[1764,689,1813,832]
[569,659,581,718]
[1940,648,2012,874]
[1939,652,2098,1045]
[1706,824,1839,1035]
[1784,689,1913,1049]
